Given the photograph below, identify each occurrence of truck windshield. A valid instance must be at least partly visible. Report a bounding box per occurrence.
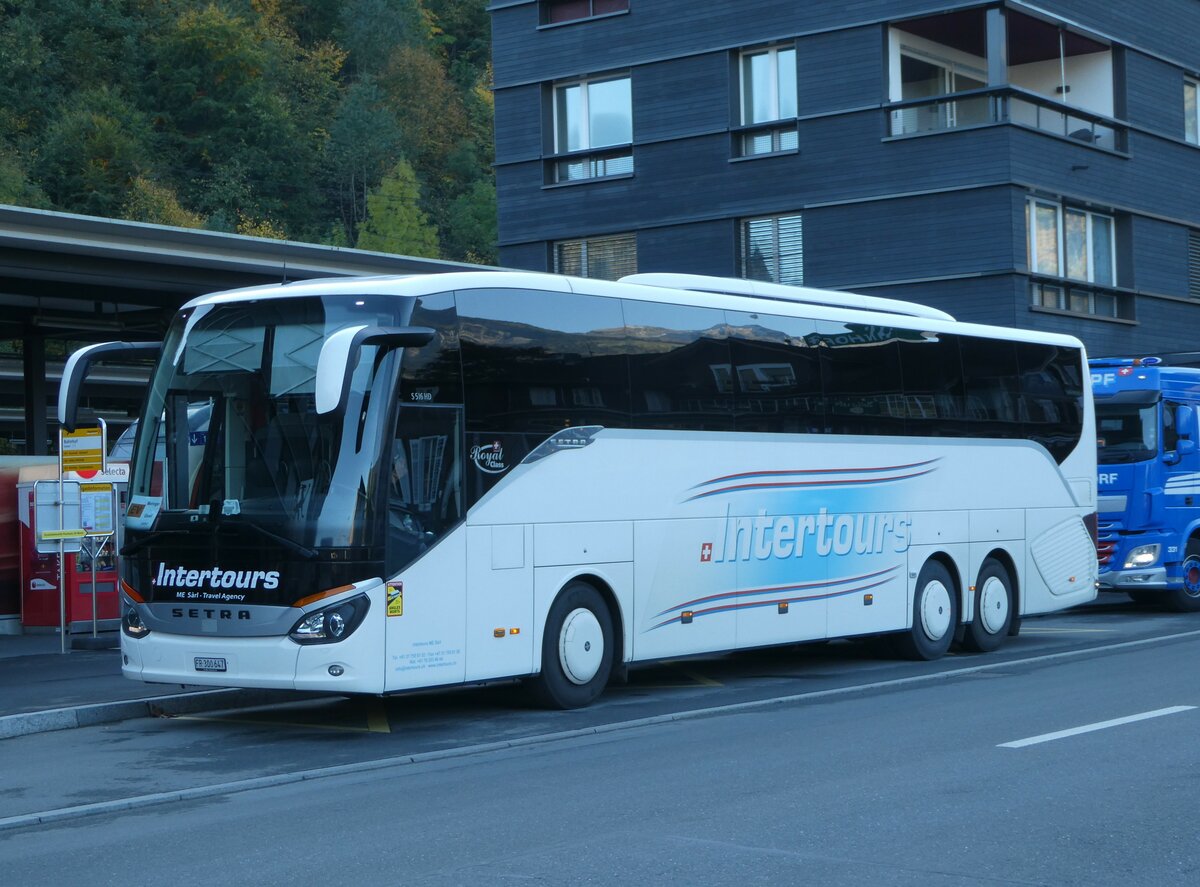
[129,295,410,549]
[1096,402,1159,463]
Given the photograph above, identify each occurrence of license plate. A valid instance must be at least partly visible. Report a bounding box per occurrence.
[194,657,227,673]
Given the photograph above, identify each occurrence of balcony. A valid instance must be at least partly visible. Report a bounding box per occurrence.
[886,86,1126,152]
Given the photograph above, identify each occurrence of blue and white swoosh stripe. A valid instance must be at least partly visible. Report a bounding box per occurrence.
[1166,473,1200,495]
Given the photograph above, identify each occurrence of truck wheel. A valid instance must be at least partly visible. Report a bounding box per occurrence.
[528,581,614,709]
[892,560,958,661]
[961,558,1013,653]
[1166,540,1200,613]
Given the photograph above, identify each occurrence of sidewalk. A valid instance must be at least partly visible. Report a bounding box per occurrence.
[0,631,298,740]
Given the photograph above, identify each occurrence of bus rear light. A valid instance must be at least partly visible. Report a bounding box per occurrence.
[289,594,370,645]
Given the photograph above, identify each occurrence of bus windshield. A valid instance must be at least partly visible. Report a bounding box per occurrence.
[129,295,409,551]
[1096,401,1158,464]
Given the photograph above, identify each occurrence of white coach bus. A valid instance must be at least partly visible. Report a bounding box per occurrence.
[59,271,1098,708]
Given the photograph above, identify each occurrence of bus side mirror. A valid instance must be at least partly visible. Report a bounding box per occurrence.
[1176,405,1197,456]
[315,325,435,415]
[58,341,162,432]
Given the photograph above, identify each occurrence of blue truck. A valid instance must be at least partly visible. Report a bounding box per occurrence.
[1090,356,1200,611]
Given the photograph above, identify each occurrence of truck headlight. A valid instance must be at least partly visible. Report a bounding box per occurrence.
[289,594,370,645]
[1124,544,1161,569]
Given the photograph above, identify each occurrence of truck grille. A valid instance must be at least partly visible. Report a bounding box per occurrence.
[1097,520,1118,567]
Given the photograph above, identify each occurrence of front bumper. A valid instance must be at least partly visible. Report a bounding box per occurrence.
[1097,567,1168,591]
[120,581,386,694]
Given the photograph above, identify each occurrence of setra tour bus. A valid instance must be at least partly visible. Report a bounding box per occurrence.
[59,271,1098,708]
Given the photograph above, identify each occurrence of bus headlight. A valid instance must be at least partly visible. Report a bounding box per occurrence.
[122,606,150,639]
[1124,544,1161,569]
[289,594,370,645]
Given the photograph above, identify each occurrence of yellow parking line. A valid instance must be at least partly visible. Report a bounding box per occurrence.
[366,701,392,733]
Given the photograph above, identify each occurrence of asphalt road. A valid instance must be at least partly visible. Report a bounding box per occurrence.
[2,596,1200,886]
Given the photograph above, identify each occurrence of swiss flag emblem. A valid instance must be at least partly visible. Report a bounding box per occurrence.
[700,543,713,563]
[1118,367,1133,376]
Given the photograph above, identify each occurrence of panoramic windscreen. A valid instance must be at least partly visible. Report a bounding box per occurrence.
[130,295,409,550]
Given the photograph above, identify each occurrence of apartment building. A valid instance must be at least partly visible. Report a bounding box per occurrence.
[489,0,1200,354]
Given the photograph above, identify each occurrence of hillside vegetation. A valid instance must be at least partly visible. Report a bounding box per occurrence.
[0,0,496,262]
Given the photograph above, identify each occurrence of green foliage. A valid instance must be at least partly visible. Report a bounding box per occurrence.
[357,159,439,257]
[121,177,206,229]
[0,0,496,260]
[35,87,153,217]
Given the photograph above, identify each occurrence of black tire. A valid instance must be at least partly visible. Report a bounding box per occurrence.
[961,558,1013,653]
[1166,539,1200,613]
[893,560,959,661]
[529,581,614,709]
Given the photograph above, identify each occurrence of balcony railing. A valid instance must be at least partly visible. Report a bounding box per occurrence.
[1029,277,1132,321]
[732,120,799,158]
[887,86,1126,152]
[547,145,634,184]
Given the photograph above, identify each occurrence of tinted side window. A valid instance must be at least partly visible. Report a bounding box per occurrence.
[817,322,905,436]
[457,289,630,434]
[400,291,462,404]
[726,311,825,433]
[1017,342,1084,461]
[623,300,733,431]
[961,337,1022,439]
[897,333,967,437]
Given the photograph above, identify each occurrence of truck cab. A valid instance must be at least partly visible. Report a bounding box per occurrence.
[1091,357,1200,610]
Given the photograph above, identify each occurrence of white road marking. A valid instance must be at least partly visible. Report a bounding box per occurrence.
[999,706,1196,748]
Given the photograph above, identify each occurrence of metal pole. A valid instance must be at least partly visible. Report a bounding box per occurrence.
[89,536,98,639]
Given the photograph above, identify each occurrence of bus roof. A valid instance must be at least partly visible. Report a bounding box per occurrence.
[181,270,1085,351]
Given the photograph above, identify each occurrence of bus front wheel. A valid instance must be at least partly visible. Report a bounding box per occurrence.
[529,581,614,709]
[893,560,958,661]
[961,558,1013,653]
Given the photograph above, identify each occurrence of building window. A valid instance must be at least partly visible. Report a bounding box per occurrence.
[738,45,798,156]
[554,233,637,280]
[1189,231,1200,299]
[541,1,629,26]
[1027,199,1121,318]
[552,74,632,182]
[1186,79,1199,145]
[1027,199,1114,286]
[740,214,803,285]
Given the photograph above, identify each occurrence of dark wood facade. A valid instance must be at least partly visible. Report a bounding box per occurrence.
[490,0,1200,356]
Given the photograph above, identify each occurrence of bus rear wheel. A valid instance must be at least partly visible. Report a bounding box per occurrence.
[893,560,958,661]
[529,581,614,709]
[961,558,1013,653]
[1167,540,1200,613]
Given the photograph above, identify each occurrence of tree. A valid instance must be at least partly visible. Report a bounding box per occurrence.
[35,87,153,217]
[324,78,403,244]
[356,159,439,257]
[0,145,49,208]
[121,177,205,228]
[337,0,431,75]
[444,178,496,264]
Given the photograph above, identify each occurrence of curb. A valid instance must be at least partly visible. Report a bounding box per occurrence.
[0,688,313,741]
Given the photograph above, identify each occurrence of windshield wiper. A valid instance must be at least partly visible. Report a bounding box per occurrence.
[120,530,183,557]
[215,517,319,560]
[1098,451,1141,464]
